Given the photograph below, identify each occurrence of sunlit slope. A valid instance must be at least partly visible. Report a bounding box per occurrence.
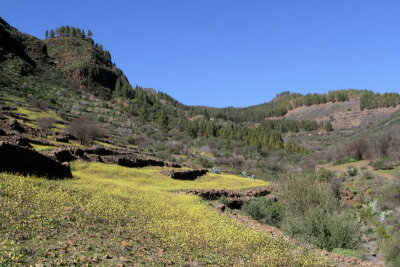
[0,162,331,266]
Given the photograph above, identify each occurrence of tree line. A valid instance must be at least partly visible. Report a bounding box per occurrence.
[189,89,400,124]
[360,90,400,110]
[45,26,93,39]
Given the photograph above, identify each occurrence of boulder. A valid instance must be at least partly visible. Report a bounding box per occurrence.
[0,142,72,178]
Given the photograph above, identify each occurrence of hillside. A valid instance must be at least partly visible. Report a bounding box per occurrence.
[1,17,400,266]
[280,99,400,130]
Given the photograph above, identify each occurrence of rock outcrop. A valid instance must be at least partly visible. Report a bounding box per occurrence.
[186,186,273,200]
[0,141,72,178]
[118,157,165,168]
[161,169,208,180]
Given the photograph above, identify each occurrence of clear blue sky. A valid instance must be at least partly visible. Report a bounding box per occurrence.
[2,1,400,107]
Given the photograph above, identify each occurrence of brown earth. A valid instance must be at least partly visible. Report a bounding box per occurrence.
[270,99,400,130]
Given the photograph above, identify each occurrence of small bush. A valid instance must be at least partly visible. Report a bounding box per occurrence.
[282,208,361,251]
[277,174,339,216]
[377,224,390,239]
[333,157,352,166]
[347,166,358,176]
[359,206,373,221]
[377,180,400,211]
[348,158,358,163]
[317,168,334,182]
[242,197,285,227]
[383,231,400,266]
[371,158,394,170]
[361,171,373,180]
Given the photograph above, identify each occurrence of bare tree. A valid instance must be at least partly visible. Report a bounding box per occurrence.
[375,133,392,158]
[349,138,368,160]
[65,118,108,145]
[37,117,57,138]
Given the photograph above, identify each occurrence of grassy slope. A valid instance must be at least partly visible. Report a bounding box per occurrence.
[0,162,331,266]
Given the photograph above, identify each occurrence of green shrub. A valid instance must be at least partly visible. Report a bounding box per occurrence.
[347,166,358,176]
[377,180,400,211]
[333,157,357,166]
[359,206,373,221]
[282,208,361,251]
[242,197,285,227]
[277,174,339,217]
[383,231,400,266]
[317,168,334,182]
[377,224,390,239]
[362,171,374,180]
[348,158,357,163]
[371,159,394,170]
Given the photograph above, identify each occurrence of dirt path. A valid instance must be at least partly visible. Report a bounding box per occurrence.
[229,211,383,267]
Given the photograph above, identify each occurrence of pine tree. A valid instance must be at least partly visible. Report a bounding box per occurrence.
[45,30,48,39]
[87,30,93,38]
[50,29,55,38]
[325,121,333,131]
[157,109,169,130]
[139,104,148,122]
[65,26,70,36]
[70,27,76,37]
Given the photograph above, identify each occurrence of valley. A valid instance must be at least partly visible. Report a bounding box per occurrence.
[1,16,400,266]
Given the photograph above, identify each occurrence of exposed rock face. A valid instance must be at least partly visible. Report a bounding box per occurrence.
[186,186,274,209]
[44,147,77,162]
[44,147,89,162]
[44,37,129,97]
[6,118,24,132]
[186,186,273,200]
[84,146,116,156]
[54,133,75,143]
[118,157,165,168]
[0,135,32,148]
[0,142,72,178]
[161,169,208,180]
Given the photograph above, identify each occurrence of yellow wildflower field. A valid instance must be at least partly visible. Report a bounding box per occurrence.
[0,162,332,266]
